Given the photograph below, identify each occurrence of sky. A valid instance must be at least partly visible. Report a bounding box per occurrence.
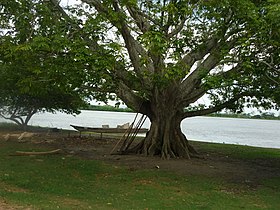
[60,0,78,6]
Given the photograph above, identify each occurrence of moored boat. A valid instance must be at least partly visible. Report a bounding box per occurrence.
[70,124,149,134]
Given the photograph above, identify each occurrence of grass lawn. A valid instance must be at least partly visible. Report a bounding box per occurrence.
[0,137,280,209]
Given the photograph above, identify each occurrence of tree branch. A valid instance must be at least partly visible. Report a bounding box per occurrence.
[182,92,249,119]
[49,0,100,51]
[49,0,72,22]
[180,52,220,100]
[126,5,150,33]
[260,60,280,73]
[167,16,188,39]
[0,110,23,125]
[23,108,37,125]
[180,87,207,108]
[115,82,144,112]
[82,0,153,74]
[180,37,238,99]
[177,36,218,70]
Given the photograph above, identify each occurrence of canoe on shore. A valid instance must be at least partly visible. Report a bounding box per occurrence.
[70,124,149,134]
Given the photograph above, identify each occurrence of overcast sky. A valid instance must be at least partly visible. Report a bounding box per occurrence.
[60,0,78,6]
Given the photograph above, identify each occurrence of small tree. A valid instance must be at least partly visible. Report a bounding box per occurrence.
[0,59,86,128]
[0,0,89,128]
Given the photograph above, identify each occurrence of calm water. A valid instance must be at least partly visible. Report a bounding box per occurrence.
[1,110,279,149]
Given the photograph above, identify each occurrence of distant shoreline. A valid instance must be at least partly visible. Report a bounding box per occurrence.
[207,112,280,120]
[84,105,280,120]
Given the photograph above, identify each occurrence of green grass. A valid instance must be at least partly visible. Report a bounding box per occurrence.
[192,140,280,160]
[0,122,22,131]
[0,141,280,209]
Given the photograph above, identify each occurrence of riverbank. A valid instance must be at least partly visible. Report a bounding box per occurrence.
[0,126,280,209]
[85,105,280,120]
[1,111,280,150]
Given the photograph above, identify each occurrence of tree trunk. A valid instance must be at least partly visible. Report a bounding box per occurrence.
[125,94,198,159]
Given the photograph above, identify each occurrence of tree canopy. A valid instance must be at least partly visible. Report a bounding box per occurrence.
[0,0,90,127]
[1,0,279,157]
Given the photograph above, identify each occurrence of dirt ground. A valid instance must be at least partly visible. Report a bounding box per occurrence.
[1,129,280,209]
[60,135,280,187]
[1,130,280,189]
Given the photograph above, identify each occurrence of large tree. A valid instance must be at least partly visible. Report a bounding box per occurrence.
[2,0,279,158]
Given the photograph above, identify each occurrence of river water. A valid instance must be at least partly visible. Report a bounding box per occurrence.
[1,110,279,149]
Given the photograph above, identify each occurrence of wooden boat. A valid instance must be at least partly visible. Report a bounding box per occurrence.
[70,124,149,134]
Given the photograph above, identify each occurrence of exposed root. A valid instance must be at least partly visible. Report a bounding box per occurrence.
[122,131,196,159]
[13,149,62,156]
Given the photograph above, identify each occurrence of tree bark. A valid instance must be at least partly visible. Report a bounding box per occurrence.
[127,111,197,159]
[123,89,198,159]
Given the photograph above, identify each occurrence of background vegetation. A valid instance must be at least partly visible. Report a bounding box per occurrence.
[84,105,280,120]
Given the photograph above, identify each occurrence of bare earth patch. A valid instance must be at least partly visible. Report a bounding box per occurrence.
[0,199,16,210]
[34,132,280,188]
[0,199,31,210]
[0,182,29,194]
[1,130,280,189]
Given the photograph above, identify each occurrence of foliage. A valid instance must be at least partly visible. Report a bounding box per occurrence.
[0,0,92,126]
[85,104,133,112]
[208,112,280,120]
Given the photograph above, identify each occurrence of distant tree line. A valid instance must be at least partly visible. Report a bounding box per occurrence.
[85,105,133,113]
[208,112,280,120]
[85,105,279,120]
